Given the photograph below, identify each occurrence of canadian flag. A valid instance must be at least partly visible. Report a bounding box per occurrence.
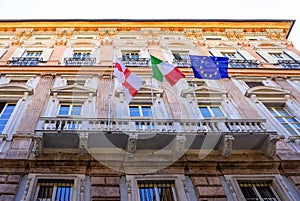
[114,59,143,103]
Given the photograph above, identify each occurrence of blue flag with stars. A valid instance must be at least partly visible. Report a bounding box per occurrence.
[189,55,229,80]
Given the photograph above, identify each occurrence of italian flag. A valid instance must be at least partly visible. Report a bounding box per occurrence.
[150,55,185,86]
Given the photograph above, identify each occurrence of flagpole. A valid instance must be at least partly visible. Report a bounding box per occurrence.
[107,63,114,128]
[187,57,203,131]
[148,54,157,133]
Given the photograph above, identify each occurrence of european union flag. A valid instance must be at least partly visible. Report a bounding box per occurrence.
[189,55,229,80]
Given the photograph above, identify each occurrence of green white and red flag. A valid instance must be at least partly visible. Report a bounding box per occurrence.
[150,55,185,86]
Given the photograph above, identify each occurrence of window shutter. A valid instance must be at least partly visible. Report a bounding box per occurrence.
[8,48,26,61]
[91,47,100,63]
[238,50,257,61]
[209,49,224,57]
[61,48,73,63]
[140,49,149,58]
[163,50,174,63]
[284,50,300,61]
[114,48,122,60]
[40,48,53,61]
[0,48,7,59]
[256,50,278,64]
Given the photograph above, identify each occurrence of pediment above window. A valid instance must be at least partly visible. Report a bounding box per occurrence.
[181,86,226,104]
[0,84,33,100]
[115,85,163,103]
[245,86,290,103]
[50,84,96,101]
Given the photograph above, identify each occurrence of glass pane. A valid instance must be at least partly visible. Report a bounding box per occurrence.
[129,106,140,117]
[71,105,82,116]
[240,186,259,200]
[282,123,298,135]
[199,107,211,117]
[142,106,152,117]
[0,104,16,134]
[139,187,156,201]
[256,186,278,200]
[275,108,289,116]
[286,117,298,123]
[211,107,224,117]
[58,105,70,115]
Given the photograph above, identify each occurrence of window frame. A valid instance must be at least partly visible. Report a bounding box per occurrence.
[129,105,153,118]
[199,105,225,118]
[224,174,295,201]
[24,174,86,201]
[267,106,300,135]
[126,174,189,201]
[34,179,74,201]
[57,103,83,116]
[0,102,17,134]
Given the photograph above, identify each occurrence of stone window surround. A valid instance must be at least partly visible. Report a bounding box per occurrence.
[125,174,190,201]
[224,174,297,201]
[21,173,86,201]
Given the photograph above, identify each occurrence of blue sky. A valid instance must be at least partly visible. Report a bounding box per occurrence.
[1,0,299,48]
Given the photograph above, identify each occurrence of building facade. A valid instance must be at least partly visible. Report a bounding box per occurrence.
[0,19,300,201]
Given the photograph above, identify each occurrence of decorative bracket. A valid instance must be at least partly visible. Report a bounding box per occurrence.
[219,134,234,157]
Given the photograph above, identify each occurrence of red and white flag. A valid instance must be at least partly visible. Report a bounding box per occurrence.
[114,59,143,103]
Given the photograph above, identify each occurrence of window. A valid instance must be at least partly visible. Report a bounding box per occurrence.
[268,107,300,135]
[172,51,190,67]
[199,106,224,117]
[126,175,189,201]
[239,181,281,201]
[58,104,82,116]
[245,81,264,88]
[224,175,294,201]
[34,179,73,201]
[73,51,91,59]
[122,50,140,61]
[10,51,42,66]
[129,105,152,117]
[64,50,96,66]
[138,181,177,201]
[0,103,16,134]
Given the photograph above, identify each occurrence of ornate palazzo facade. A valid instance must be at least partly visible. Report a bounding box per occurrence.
[0,19,300,201]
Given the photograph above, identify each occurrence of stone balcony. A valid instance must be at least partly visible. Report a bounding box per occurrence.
[34,117,281,158]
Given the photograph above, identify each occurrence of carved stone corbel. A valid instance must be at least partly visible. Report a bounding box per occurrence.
[127,133,138,157]
[34,133,43,156]
[174,134,186,157]
[79,133,88,156]
[263,134,283,157]
[219,134,234,157]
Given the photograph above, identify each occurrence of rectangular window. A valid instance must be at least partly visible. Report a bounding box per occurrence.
[11,51,42,66]
[268,107,300,135]
[122,50,140,61]
[58,104,82,116]
[0,103,16,134]
[126,175,189,201]
[138,181,176,201]
[239,181,281,201]
[245,81,264,88]
[199,106,224,117]
[73,51,91,59]
[34,179,73,201]
[129,106,152,117]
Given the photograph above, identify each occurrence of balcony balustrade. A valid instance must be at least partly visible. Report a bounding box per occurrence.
[64,57,96,66]
[172,59,191,68]
[36,117,267,133]
[121,58,149,67]
[10,57,42,66]
[229,59,259,68]
[34,117,280,158]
